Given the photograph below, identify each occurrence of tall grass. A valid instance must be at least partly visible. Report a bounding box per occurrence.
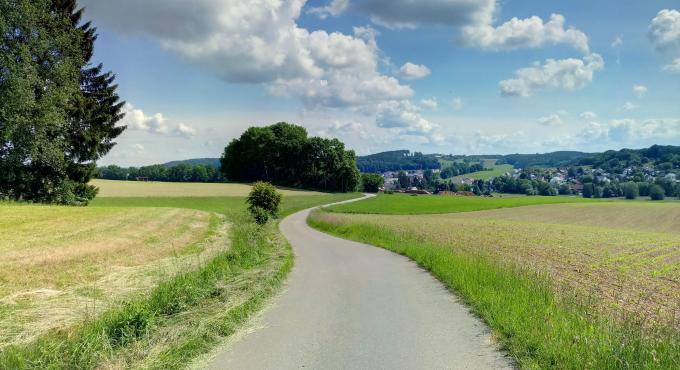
[0,213,290,369]
[309,213,680,369]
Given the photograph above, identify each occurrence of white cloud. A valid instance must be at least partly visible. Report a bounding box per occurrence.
[357,1,589,53]
[663,58,680,72]
[462,14,590,54]
[578,118,680,146]
[611,35,623,48]
[308,0,349,19]
[622,101,640,111]
[174,123,198,138]
[649,9,680,52]
[399,62,431,80]
[420,98,438,109]
[536,113,562,126]
[579,111,598,121]
[120,104,169,134]
[632,85,648,98]
[451,97,464,110]
[81,1,412,111]
[375,100,445,144]
[318,120,370,140]
[499,53,604,97]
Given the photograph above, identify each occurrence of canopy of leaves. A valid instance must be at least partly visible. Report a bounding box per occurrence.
[361,173,384,193]
[357,150,440,173]
[221,122,360,192]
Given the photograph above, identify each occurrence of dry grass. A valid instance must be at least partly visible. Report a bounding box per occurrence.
[317,202,680,325]
[0,204,223,348]
[91,179,324,198]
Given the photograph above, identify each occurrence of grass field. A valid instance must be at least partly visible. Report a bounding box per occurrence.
[328,193,596,214]
[0,181,360,369]
[451,164,514,182]
[311,198,680,368]
[91,179,324,197]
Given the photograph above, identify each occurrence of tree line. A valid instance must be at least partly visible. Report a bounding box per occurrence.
[97,164,224,183]
[1,0,125,205]
[357,150,440,173]
[220,122,360,192]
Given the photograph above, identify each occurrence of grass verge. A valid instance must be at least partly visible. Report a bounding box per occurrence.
[309,211,680,369]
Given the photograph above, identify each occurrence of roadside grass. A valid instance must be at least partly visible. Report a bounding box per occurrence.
[0,205,215,348]
[309,210,680,369]
[91,179,325,198]
[0,192,359,369]
[327,193,598,214]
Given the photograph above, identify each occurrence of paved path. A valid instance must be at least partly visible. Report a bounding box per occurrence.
[207,196,513,369]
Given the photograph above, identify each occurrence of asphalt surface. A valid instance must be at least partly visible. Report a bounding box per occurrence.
[207,196,513,369]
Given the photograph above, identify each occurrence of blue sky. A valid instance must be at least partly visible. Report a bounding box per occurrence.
[81,0,680,166]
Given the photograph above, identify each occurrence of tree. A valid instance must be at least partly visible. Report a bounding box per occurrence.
[624,182,639,200]
[0,0,124,204]
[247,182,282,224]
[397,171,410,189]
[649,185,665,201]
[582,183,594,198]
[221,123,359,192]
[361,173,384,193]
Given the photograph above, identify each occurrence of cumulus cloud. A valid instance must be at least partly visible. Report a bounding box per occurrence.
[308,0,349,19]
[420,98,438,109]
[579,111,598,121]
[399,62,431,80]
[357,1,589,52]
[632,85,648,98]
[663,58,680,72]
[120,104,169,134]
[537,113,562,126]
[451,97,464,110]
[622,101,640,111]
[578,118,680,146]
[499,53,604,97]
[462,14,589,54]
[120,104,197,139]
[318,120,371,140]
[81,1,412,110]
[374,100,445,144]
[649,9,680,52]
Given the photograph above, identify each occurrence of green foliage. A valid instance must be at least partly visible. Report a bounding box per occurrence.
[98,163,224,183]
[361,173,384,193]
[247,182,282,224]
[221,122,360,192]
[327,193,595,215]
[0,0,124,205]
[649,184,665,201]
[357,150,440,172]
[582,183,594,198]
[624,182,639,200]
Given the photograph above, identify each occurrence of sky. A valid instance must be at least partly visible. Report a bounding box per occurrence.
[79,0,680,167]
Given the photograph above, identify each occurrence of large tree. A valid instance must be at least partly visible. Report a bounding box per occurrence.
[0,0,125,204]
[220,122,360,192]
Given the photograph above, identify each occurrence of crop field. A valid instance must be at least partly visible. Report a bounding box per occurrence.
[0,204,217,348]
[328,193,597,214]
[91,179,324,197]
[311,198,680,368]
[1,181,359,368]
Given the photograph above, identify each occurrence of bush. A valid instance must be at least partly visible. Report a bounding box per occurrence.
[624,182,639,200]
[649,185,665,201]
[247,182,282,224]
[361,173,384,193]
[582,183,594,198]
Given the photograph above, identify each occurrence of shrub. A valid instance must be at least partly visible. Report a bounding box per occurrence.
[624,182,639,200]
[247,182,282,224]
[582,183,594,198]
[361,173,384,193]
[649,185,665,201]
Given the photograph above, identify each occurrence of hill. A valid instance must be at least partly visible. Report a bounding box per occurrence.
[357,150,441,172]
[497,151,591,168]
[162,158,220,168]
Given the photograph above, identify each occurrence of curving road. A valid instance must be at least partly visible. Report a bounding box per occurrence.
[207,196,513,369]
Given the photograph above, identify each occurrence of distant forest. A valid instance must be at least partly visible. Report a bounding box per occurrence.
[97,163,224,183]
[357,150,441,172]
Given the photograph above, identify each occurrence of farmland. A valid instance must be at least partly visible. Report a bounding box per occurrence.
[311,197,680,368]
[0,182,359,369]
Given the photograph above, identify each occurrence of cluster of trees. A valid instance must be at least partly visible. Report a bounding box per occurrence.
[1,0,125,204]
[357,150,440,173]
[492,176,559,196]
[97,164,224,183]
[582,179,678,200]
[361,173,384,193]
[498,151,590,169]
[221,122,360,192]
[439,162,486,179]
[580,145,680,173]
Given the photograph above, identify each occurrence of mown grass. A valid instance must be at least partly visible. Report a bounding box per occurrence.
[91,179,324,198]
[0,192,360,369]
[328,193,597,214]
[309,212,680,369]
